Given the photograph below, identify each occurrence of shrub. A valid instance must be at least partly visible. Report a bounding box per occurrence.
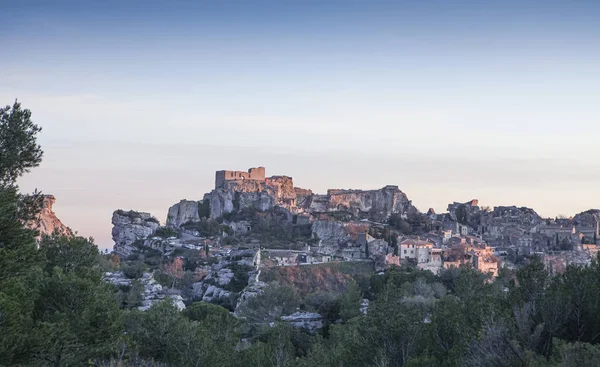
[122,261,148,279]
[155,227,179,238]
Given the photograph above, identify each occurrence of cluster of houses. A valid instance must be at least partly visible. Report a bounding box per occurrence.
[430,201,600,272]
[261,230,500,277]
[206,198,600,278]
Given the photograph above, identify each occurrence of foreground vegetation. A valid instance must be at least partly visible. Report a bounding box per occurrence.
[4,102,600,366]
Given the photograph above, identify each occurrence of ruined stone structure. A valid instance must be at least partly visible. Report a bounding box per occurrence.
[215,167,266,188]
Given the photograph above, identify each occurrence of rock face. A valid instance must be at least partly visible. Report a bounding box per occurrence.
[112,210,160,256]
[181,168,419,222]
[280,312,323,333]
[192,249,259,304]
[209,177,417,222]
[208,177,295,218]
[167,200,200,228]
[311,220,349,244]
[29,195,71,239]
[103,272,185,311]
[299,185,417,222]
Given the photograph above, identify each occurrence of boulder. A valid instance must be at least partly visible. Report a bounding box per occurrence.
[111,210,160,257]
[201,285,232,303]
[281,312,323,333]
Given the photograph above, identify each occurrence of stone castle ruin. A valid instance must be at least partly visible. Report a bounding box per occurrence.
[215,166,266,188]
[205,166,417,221]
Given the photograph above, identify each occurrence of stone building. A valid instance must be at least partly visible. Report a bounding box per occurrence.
[215,166,266,188]
[537,224,575,241]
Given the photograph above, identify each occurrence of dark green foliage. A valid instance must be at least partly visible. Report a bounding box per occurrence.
[122,261,148,279]
[118,280,144,309]
[197,200,210,219]
[237,283,301,323]
[0,101,43,184]
[389,213,413,233]
[182,217,221,237]
[154,226,178,238]
[184,301,232,322]
[339,280,362,321]
[455,204,468,224]
[223,263,253,292]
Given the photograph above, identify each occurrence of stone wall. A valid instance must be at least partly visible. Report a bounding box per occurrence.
[215,166,266,188]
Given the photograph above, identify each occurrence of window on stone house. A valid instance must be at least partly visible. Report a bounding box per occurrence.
[404,250,407,254]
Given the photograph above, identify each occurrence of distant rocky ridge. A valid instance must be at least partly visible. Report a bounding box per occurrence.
[28,195,71,239]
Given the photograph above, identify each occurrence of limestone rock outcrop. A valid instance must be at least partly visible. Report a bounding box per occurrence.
[300,185,417,221]
[167,199,200,228]
[208,178,294,218]
[281,312,323,333]
[29,195,71,239]
[205,167,419,222]
[103,272,185,311]
[311,220,349,244]
[112,210,160,256]
[192,249,259,305]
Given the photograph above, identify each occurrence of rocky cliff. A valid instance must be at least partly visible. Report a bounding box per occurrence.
[167,199,200,228]
[207,174,417,223]
[299,185,417,222]
[207,176,297,218]
[29,195,71,239]
[112,210,160,257]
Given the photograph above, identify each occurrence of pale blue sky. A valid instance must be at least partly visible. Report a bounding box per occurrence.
[2,0,599,248]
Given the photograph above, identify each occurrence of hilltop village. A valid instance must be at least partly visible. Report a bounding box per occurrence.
[101,166,600,313]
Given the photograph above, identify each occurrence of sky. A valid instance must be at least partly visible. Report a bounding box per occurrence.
[2,0,600,249]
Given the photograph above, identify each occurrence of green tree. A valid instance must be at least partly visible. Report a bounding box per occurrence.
[427,295,472,365]
[127,299,236,366]
[0,101,45,365]
[0,101,43,184]
[237,283,301,324]
[340,280,363,322]
[28,235,124,366]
